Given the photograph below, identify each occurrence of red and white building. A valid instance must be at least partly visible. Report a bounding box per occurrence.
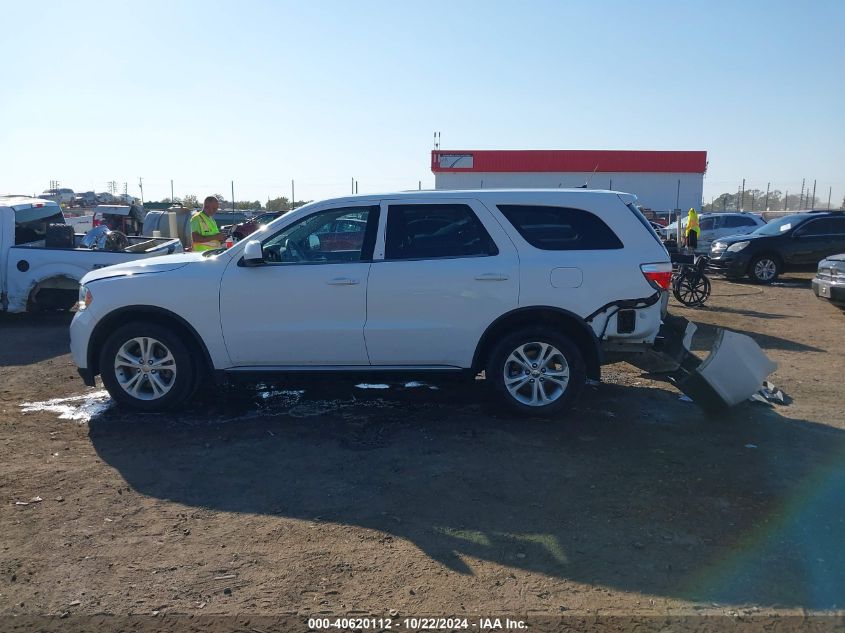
[431,149,707,215]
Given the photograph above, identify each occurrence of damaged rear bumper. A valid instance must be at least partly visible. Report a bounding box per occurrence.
[626,314,777,413]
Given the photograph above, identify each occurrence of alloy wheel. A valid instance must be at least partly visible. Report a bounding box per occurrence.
[503,341,570,407]
[113,336,178,400]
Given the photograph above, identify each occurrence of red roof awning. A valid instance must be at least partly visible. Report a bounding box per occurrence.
[431,150,707,174]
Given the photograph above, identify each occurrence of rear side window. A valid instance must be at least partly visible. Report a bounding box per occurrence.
[385,203,498,260]
[725,215,757,228]
[700,218,716,231]
[498,205,623,250]
[15,207,65,245]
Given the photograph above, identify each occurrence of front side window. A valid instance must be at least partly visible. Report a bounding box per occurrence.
[699,218,715,231]
[261,206,378,264]
[498,205,623,250]
[385,203,498,260]
[794,219,833,237]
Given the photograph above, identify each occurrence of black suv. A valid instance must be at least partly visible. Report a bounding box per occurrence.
[708,211,845,283]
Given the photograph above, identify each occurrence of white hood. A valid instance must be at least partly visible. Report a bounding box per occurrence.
[81,253,205,284]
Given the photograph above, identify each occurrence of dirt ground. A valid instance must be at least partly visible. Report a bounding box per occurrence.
[1,272,844,626]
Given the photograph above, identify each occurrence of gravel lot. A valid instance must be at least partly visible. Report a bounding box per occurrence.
[1,272,844,622]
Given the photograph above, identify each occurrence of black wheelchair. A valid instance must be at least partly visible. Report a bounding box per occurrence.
[672,254,711,307]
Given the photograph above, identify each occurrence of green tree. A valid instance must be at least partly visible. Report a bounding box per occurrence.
[266,196,291,212]
[182,194,199,209]
[235,200,262,210]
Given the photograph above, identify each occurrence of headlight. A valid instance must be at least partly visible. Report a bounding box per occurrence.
[726,241,750,252]
[77,285,92,310]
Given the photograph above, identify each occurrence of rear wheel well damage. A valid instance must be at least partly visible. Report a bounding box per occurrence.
[87,306,213,383]
[473,307,601,381]
[27,275,79,311]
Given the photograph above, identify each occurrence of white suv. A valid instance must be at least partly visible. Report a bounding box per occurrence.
[70,190,672,416]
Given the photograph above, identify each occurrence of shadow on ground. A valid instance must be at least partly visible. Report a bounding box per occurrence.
[0,312,73,366]
[88,378,845,610]
[687,321,824,354]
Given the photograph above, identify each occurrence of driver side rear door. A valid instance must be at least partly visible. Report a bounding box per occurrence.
[219,203,379,367]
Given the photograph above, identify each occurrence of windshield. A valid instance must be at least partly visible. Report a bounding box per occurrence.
[752,215,803,236]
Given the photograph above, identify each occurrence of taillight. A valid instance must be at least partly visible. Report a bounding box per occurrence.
[640,262,673,290]
[92,217,100,227]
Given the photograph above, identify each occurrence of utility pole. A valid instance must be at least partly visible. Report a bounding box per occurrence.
[291,180,295,210]
[355,180,358,195]
[675,179,680,211]
[138,177,144,205]
[231,181,235,211]
[828,186,833,210]
[171,179,175,202]
[764,182,770,210]
[418,180,421,190]
[784,190,788,211]
[799,178,805,210]
[811,180,817,209]
[740,179,745,211]
[351,177,354,195]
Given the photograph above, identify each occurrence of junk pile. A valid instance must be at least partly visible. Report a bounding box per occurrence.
[630,314,778,414]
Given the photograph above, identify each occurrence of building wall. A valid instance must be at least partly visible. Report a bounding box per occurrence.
[434,171,704,212]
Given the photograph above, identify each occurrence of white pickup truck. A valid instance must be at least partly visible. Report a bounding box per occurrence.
[1,196,183,313]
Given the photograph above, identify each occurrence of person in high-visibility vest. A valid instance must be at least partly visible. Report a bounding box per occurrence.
[685,207,700,252]
[190,196,226,252]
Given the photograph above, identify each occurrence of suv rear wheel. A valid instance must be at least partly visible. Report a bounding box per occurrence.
[486,328,586,417]
[99,322,195,411]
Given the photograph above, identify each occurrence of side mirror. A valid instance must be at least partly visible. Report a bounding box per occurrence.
[242,240,264,267]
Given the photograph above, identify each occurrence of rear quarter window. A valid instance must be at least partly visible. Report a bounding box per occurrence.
[497,205,623,250]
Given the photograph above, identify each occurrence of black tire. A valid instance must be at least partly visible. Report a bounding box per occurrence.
[99,322,196,411]
[673,274,711,307]
[486,328,586,417]
[748,255,781,284]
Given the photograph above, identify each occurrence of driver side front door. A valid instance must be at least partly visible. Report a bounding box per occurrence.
[219,204,380,367]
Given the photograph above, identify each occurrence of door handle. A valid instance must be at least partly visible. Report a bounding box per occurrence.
[326,277,359,285]
[475,273,509,281]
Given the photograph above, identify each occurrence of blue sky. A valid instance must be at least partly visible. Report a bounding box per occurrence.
[1,0,843,206]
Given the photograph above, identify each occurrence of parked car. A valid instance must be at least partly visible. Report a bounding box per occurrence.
[72,191,97,207]
[96,192,116,204]
[71,189,681,416]
[709,211,845,283]
[661,213,765,251]
[230,211,285,240]
[39,188,75,205]
[812,254,845,308]
[0,196,181,313]
[213,211,249,231]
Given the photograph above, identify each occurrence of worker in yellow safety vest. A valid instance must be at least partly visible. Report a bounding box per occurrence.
[684,207,700,252]
[190,196,226,252]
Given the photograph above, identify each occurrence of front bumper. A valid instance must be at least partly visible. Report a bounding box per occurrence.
[707,251,751,277]
[69,306,97,376]
[812,276,845,305]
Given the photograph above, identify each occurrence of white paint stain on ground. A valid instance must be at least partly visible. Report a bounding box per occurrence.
[20,390,112,423]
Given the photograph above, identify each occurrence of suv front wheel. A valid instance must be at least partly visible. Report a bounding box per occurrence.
[748,255,781,284]
[99,322,196,411]
[486,329,586,417]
